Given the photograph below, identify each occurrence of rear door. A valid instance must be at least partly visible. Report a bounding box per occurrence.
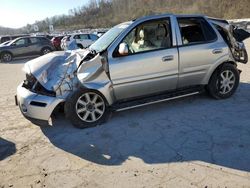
[109,17,179,100]
[27,37,41,55]
[176,17,228,87]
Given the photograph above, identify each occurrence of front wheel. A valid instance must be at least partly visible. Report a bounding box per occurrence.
[65,89,110,129]
[1,52,12,62]
[207,63,240,99]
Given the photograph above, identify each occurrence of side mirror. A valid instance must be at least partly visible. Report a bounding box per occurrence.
[11,43,16,46]
[118,43,129,56]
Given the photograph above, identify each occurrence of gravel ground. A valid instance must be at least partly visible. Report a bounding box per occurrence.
[0,40,250,188]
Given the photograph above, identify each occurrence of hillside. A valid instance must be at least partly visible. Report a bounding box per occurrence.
[1,0,250,34]
[0,26,24,35]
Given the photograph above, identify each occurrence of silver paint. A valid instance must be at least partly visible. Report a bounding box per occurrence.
[16,14,248,122]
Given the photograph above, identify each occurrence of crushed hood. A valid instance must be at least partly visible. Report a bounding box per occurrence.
[23,49,92,96]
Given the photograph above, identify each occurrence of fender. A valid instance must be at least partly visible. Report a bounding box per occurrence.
[77,54,116,105]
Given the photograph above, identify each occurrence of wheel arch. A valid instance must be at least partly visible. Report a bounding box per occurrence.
[79,82,115,106]
[41,46,52,52]
[202,59,237,85]
[0,50,13,57]
[77,43,83,49]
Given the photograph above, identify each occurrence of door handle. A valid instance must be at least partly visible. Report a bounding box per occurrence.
[212,49,223,54]
[162,55,174,62]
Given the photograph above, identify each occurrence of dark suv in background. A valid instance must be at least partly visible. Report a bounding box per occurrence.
[0,36,54,62]
[0,34,29,44]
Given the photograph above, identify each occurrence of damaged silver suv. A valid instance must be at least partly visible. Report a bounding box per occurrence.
[16,14,249,128]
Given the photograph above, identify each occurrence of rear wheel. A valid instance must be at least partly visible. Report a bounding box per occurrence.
[65,89,110,129]
[1,52,12,62]
[207,63,239,99]
[41,47,52,55]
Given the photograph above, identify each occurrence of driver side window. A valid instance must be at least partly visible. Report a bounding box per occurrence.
[121,19,172,55]
[15,38,27,46]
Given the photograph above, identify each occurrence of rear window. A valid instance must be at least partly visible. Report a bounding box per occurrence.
[39,37,50,43]
[178,17,217,45]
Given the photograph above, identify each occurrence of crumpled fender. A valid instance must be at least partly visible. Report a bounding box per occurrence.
[77,54,115,105]
[210,18,249,64]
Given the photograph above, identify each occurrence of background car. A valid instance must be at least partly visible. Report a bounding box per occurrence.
[51,36,64,50]
[0,34,29,44]
[60,33,99,50]
[0,36,54,62]
[0,40,11,47]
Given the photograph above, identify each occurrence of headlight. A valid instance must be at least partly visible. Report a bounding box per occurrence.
[40,70,48,84]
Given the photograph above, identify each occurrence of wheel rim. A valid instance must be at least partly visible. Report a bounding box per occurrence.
[43,49,50,54]
[3,53,11,61]
[218,70,235,94]
[75,92,105,123]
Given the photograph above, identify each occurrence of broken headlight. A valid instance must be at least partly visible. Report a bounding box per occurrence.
[23,73,37,90]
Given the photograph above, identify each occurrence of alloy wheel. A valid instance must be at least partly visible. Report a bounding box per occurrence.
[75,92,105,123]
[43,49,51,55]
[2,53,12,62]
[218,70,235,94]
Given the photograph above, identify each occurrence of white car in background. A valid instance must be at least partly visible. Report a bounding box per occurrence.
[61,33,99,50]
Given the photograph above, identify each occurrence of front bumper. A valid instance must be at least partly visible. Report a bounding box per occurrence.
[16,82,64,121]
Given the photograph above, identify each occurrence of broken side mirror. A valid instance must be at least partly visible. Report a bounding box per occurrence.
[118,43,129,56]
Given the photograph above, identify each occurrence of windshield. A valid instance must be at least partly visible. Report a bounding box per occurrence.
[8,38,20,45]
[90,22,132,53]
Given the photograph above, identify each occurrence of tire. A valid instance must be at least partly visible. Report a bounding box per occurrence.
[77,44,83,49]
[65,88,110,129]
[41,47,52,55]
[207,63,239,99]
[1,52,12,62]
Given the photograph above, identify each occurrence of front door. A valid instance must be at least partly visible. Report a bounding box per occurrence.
[11,38,30,57]
[109,18,179,100]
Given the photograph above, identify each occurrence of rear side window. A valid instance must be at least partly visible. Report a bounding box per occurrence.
[178,17,217,45]
[30,37,39,44]
[39,37,50,43]
[89,34,98,41]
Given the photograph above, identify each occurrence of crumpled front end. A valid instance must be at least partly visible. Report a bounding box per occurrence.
[23,50,91,99]
[17,49,113,121]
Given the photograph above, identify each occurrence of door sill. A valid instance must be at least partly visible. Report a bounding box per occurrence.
[112,86,203,112]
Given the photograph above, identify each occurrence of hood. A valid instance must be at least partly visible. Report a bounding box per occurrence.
[24,49,91,94]
[0,44,11,50]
